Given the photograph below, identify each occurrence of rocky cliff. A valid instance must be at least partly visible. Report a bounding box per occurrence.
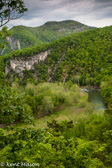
[6,36,21,51]
[5,49,52,76]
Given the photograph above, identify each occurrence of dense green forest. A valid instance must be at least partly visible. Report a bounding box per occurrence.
[0,25,112,167]
[2,25,112,86]
[1,20,94,55]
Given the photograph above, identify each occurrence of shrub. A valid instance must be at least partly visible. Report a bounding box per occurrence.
[0,87,33,124]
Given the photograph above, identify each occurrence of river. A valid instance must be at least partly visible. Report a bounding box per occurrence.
[80,88,107,110]
[88,90,107,110]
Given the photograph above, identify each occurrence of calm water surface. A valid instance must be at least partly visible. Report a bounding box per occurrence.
[88,90,107,110]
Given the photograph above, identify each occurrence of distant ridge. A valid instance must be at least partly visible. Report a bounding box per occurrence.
[43,20,85,26]
[2,20,95,55]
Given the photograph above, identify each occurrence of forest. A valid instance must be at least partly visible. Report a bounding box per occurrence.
[1,20,94,55]
[0,25,112,167]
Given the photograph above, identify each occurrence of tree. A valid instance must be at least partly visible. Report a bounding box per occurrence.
[0,26,11,55]
[0,0,27,27]
[0,0,27,55]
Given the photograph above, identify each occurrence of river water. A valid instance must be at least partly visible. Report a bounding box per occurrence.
[88,90,107,110]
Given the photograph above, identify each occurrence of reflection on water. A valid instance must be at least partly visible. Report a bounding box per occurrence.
[88,90,107,110]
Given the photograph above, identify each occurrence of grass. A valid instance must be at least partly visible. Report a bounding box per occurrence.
[14,101,92,129]
[34,105,87,128]
[1,89,105,131]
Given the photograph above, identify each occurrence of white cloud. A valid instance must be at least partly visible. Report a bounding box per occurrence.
[7,0,112,28]
[85,18,112,27]
[8,17,45,28]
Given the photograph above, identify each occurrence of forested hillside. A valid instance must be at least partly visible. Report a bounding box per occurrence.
[3,25,112,86]
[0,25,112,168]
[2,20,94,55]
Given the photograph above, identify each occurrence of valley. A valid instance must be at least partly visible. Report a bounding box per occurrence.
[0,22,112,167]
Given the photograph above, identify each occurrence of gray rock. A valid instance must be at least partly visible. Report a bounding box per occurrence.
[5,49,52,76]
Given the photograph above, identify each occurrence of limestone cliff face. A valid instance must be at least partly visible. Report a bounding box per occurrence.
[5,49,52,76]
[6,37,21,51]
[17,40,21,50]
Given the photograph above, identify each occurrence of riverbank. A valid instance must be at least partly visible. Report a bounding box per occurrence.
[80,87,107,111]
[80,85,100,90]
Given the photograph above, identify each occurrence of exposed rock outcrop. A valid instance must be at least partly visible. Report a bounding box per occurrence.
[5,49,52,76]
[17,40,21,50]
[6,37,21,51]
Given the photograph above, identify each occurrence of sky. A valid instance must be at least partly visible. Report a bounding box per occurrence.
[8,0,112,28]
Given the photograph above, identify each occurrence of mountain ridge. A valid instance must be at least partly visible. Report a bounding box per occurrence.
[3,25,112,85]
[2,20,95,55]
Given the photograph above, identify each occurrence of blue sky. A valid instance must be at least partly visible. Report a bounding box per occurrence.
[8,0,112,28]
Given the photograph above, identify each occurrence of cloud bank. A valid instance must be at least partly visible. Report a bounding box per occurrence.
[8,0,112,28]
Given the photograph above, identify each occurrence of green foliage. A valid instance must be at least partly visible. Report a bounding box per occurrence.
[3,42,51,60]
[0,0,27,27]
[0,83,111,167]
[0,86,33,124]
[0,115,112,167]
[1,23,112,168]
[25,82,81,117]
[74,114,112,141]
[0,82,83,124]
[0,26,11,53]
[3,20,94,55]
[0,57,5,85]
[42,96,54,115]
[100,76,112,115]
[2,25,112,87]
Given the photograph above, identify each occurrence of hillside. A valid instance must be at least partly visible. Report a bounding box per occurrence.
[2,20,94,55]
[2,25,112,110]
[1,25,112,168]
[3,25,112,85]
